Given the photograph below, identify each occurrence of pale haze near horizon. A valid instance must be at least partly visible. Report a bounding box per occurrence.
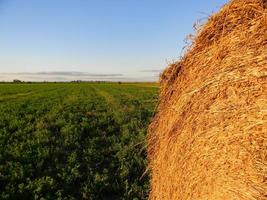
[0,0,228,82]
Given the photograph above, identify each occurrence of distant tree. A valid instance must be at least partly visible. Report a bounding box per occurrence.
[13,79,22,83]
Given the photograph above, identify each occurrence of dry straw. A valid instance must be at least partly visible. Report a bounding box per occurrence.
[148,0,267,199]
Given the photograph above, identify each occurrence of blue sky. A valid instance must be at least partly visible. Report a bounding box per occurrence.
[0,0,228,82]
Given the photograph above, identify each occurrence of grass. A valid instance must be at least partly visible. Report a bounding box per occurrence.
[0,82,158,200]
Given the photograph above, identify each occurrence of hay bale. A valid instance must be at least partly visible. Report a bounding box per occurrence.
[148,0,267,199]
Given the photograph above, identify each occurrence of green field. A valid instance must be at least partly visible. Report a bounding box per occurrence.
[0,83,158,200]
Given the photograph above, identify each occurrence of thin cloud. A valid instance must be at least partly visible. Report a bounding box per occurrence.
[23,76,69,81]
[140,69,163,73]
[2,71,124,77]
[0,71,159,82]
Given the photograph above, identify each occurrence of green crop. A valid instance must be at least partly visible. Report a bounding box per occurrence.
[0,82,158,200]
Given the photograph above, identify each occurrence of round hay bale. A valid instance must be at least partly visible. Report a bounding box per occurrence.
[148,0,267,199]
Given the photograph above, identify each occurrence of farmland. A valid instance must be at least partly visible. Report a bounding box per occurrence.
[0,83,158,200]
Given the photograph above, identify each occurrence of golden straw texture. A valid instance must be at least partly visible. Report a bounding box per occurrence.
[148,0,267,199]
